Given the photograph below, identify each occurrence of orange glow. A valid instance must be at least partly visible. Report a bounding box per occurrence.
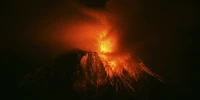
[62,9,163,91]
[98,31,115,53]
[99,39,113,53]
[74,28,162,91]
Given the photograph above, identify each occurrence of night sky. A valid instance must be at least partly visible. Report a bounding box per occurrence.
[1,0,199,100]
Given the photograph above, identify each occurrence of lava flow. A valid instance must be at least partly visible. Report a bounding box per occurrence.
[74,29,162,91]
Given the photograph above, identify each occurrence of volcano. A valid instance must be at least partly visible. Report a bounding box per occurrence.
[17,48,161,100]
[16,2,162,97]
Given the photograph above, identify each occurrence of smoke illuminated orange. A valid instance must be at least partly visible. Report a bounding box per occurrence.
[68,8,162,91]
[74,27,162,91]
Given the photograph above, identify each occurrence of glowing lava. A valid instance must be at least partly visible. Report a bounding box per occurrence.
[74,29,162,91]
[98,31,114,53]
[70,6,162,91]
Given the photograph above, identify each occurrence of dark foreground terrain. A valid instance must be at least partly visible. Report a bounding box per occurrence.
[2,49,163,100]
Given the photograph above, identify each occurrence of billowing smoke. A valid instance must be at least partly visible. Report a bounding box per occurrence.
[51,0,146,56]
[45,0,163,91]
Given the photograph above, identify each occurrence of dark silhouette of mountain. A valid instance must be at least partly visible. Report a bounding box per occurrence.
[16,49,85,100]
[13,49,155,100]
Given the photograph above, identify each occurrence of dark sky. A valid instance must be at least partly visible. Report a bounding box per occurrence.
[1,0,199,99]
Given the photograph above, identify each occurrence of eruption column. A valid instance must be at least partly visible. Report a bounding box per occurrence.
[75,29,162,91]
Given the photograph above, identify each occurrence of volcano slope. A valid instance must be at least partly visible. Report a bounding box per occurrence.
[17,49,151,100]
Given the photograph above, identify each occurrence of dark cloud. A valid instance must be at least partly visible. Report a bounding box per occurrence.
[79,0,108,9]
